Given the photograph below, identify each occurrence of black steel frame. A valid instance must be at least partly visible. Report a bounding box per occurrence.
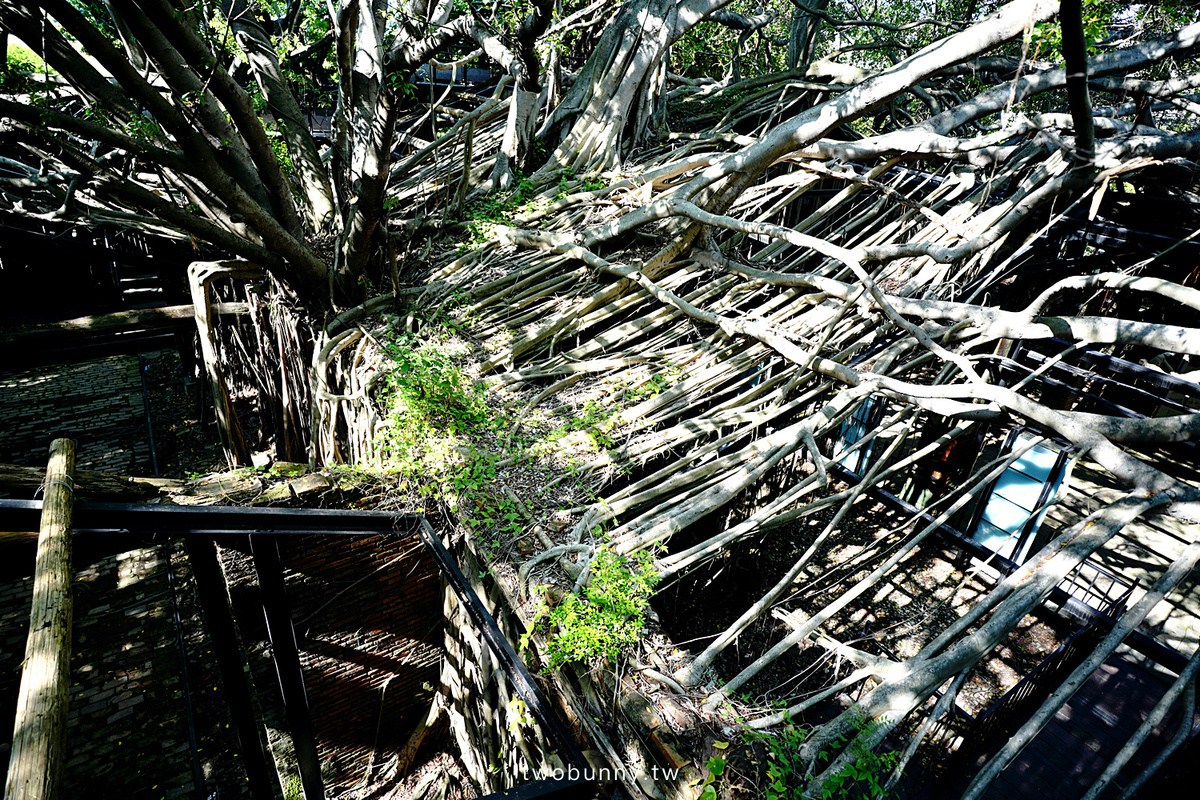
[0,500,594,800]
[826,464,1188,676]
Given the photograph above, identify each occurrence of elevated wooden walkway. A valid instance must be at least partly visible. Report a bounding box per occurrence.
[980,654,1187,800]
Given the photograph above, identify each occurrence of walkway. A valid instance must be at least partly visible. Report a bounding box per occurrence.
[981,654,1188,800]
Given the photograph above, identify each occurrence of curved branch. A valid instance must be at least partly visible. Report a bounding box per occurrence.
[0,99,190,173]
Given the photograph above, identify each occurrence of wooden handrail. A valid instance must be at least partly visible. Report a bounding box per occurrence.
[4,439,76,800]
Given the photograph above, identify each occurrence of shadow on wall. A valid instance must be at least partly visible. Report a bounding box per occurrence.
[221,532,445,791]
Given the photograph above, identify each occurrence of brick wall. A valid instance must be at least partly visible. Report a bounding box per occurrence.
[0,355,150,474]
[0,540,247,800]
[220,533,445,793]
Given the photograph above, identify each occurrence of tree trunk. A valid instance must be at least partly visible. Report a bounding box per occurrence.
[226,1,337,229]
[189,261,257,467]
[541,0,682,172]
[335,0,398,299]
[4,439,75,800]
[479,0,554,190]
[1060,0,1095,174]
[787,0,827,70]
[491,87,540,189]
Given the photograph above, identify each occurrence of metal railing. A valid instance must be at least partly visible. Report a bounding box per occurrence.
[0,500,596,800]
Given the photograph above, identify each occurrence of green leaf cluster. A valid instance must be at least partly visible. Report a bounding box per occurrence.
[458,176,543,247]
[126,114,164,143]
[6,42,46,74]
[376,327,490,472]
[818,727,898,800]
[530,398,617,456]
[749,710,899,800]
[541,547,660,667]
[554,169,606,198]
[465,176,540,220]
[374,318,528,559]
[749,720,809,800]
[3,43,52,91]
[1028,0,1117,57]
[698,754,727,800]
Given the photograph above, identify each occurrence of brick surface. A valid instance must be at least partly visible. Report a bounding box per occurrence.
[281,534,444,789]
[0,541,250,799]
[0,547,184,797]
[0,354,151,473]
[219,533,445,792]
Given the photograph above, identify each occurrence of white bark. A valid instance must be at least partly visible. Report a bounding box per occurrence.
[1080,642,1200,800]
[961,531,1200,800]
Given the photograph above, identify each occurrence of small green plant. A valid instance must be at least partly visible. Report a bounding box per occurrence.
[555,168,608,196]
[376,328,489,471]
[126,114,163,143]
[386,70,418,98]
[531,399,618,457]
[541,546,660,667]
[569,400,616,450]
[247,86,293,173]
[750,719,809,800]
[283,772,302,800]
[750,711,899,800]
[555,169,575,198]
[698,752,728,800]
[458,176,544,247]
[626,373,670,404]
[817,712,898,800]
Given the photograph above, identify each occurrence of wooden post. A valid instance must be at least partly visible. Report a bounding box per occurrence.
[5,439,76,800]
[188,261,259,468]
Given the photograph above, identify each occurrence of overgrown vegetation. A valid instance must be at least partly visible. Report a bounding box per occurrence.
[3,42,48,90]
[538,546,661,667]
[374,314,662,659]
[698,752,727,800]
[457,169,607,248]
[6,42,43,73]
[750,712,899,800]
[458,177,542,247]
[530,399,617,454]
[374,320,523,558]
[377,325,490,472]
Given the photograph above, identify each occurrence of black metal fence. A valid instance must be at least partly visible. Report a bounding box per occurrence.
[0,500,595,800]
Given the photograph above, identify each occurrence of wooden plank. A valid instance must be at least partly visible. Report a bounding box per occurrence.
[0,303,249,348]
[0,462,182,500]
[4,439,76,800]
